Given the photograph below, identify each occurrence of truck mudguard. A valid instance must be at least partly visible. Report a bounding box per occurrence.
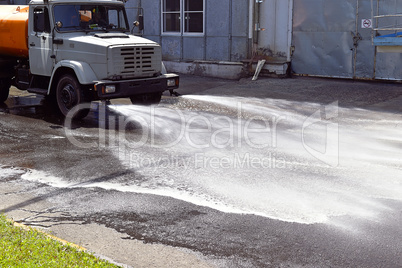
[49,60,98,93]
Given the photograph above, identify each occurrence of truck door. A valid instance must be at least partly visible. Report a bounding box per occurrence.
[28,6,54,76]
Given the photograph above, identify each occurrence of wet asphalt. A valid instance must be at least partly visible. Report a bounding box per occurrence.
[0,75,402,267]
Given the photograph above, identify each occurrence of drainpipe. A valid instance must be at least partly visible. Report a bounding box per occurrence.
[287,0,294,62]
[203,0,207,60]
[229,0,232,61]
[252,0,265,58]
[254,0,263,45]
[248,0,254,58]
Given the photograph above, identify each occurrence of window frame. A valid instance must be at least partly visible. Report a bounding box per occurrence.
[52,4,130,33]
[33,6,51,33]
[161,0,205,36]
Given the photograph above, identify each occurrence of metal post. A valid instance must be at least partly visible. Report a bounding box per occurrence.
[228,0,232,61]
[353,0,360,79]
[372,0,378,79]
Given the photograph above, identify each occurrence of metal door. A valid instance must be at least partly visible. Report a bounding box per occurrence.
[292,0,356,78]
[254,0,293,62]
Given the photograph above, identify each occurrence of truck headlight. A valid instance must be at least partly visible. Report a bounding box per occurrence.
[105,85,116,94]
[167,78,177,87]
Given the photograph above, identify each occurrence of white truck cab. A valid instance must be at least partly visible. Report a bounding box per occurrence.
[0,0,179,118]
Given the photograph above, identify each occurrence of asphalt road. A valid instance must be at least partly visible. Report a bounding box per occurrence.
[1,75,402,267]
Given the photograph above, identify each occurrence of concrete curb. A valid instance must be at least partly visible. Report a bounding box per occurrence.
[6,218,87,251]
[6,217,135,267]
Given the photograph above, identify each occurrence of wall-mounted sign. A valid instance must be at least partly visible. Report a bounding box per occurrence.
[362,19,372,29]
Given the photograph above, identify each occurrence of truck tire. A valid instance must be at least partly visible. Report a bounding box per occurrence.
[0,78,11,103]
[130,92,162,105]
[56,74,90,119]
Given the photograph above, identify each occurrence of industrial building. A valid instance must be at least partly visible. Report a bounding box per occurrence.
[3,0,402,80]
[126,0,402,80]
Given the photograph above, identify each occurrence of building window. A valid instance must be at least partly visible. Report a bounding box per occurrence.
[162,0,204,35]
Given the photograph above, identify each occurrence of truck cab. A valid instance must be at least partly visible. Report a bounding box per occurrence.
[0,0,179,118]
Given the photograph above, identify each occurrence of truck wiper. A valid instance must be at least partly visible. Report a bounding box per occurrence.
[113,28,129,33]
[105,25,128,33]
[61,26,82,31]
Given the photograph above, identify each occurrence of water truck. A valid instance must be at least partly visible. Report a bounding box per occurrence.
[0,0,179,118]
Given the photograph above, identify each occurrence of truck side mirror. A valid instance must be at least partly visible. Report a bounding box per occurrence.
[55,21,63,29]
[131,11,144,35]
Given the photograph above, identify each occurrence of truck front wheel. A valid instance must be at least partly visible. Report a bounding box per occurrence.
[56,74,89,119]
[0,78,11,103]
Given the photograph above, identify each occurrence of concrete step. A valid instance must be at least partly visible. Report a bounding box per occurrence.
[164,60,291,80]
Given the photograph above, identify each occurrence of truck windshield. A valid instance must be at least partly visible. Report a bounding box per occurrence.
[54,4,129,32]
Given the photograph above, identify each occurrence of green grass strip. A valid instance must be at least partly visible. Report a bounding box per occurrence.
[0,214,120,267]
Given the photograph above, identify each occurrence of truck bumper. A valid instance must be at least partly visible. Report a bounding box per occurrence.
[94,74,179,100]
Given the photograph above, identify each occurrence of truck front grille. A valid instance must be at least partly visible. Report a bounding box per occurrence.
[109,45,161,79]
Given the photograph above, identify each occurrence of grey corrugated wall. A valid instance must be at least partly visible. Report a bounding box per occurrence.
[292,0,402,80]
[125,0,250,62]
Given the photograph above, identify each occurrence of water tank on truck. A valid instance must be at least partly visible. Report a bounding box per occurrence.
[0,6,29,103]
[0,5,29,58]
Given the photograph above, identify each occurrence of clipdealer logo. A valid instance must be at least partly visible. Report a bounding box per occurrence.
[194,152,287,170]
[128,152,287,172]
[63,102,287,150]
[302,101,339,167]
[63,100,339,168]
